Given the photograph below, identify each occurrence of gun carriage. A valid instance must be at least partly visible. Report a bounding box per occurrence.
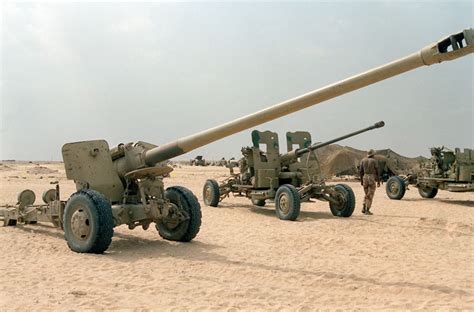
[386,147,474,200]
[203,122,385,220]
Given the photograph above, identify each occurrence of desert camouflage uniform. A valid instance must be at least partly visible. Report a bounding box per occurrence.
[360,156,379,211]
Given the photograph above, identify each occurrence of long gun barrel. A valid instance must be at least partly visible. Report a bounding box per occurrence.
[281,121,385,165]
[124,29,472,173]
[298,121,385,155]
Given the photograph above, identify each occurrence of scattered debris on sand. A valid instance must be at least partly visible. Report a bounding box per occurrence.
[0,163,14,172]
[27,166,58,175]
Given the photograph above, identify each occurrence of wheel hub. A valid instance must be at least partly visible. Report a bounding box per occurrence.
[279,194,289,214]
[333,191,346,211]
[161,203,182,229]
[389,182,399,193]
[205,187,212,202]
[71,209,90,240]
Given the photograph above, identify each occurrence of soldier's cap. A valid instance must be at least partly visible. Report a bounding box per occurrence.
[367,149,375,156]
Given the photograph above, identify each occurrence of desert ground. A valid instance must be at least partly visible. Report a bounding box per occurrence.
[0,162,473,310]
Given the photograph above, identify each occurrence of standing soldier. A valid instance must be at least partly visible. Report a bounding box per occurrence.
[360,149,381,215]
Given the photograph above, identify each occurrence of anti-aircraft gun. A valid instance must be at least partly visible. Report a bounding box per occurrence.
[0,29,472,253]
[386,147,473,200]
[202,121,385,220]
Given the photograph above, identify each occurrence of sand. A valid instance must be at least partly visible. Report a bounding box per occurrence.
[0,163,473,310]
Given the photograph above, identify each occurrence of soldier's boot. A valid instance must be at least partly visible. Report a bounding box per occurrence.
[361,204,366,214]
[365,208,373,215]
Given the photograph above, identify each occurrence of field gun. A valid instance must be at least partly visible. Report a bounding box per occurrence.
[386,147,474,200]
[0,29,472,253]
[202,121,385,220]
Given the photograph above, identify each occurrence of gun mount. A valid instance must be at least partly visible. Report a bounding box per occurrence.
[1,29,472,252]
[202,121,385,220]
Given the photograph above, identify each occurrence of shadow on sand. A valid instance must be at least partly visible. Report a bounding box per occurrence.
[401,197,473,207]
[209,201,339,221]
[13,222,64,239]
[248,205,338,221]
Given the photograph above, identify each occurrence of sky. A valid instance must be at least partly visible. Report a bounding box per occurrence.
[1,1,473,161]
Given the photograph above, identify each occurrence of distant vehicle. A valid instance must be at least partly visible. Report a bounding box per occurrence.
[385,147,474,200]
[190,155,207,166]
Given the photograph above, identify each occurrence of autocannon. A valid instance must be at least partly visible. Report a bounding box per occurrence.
[202,121,385,220]
[386,147,474,200]
[1,29,472,253]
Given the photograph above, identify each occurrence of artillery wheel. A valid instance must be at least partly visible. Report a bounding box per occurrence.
[251,198,266,207]
[329,184,355,217]
[63,189,114,254]
[157,186,202,242]
[203,179,220,207]
[386,176,406,200]
[418,185,438,199]
[275,184,300,221]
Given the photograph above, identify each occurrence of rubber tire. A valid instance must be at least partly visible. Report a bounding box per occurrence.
[386,176,406,200]
[418,185,438,199]
[156,186,202,242]
[63,189,114,254]
[251,198,266,207]
[275,184,301,221]
[203,179,220,207]
[329,184,356,217]
[6,219,17,226]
